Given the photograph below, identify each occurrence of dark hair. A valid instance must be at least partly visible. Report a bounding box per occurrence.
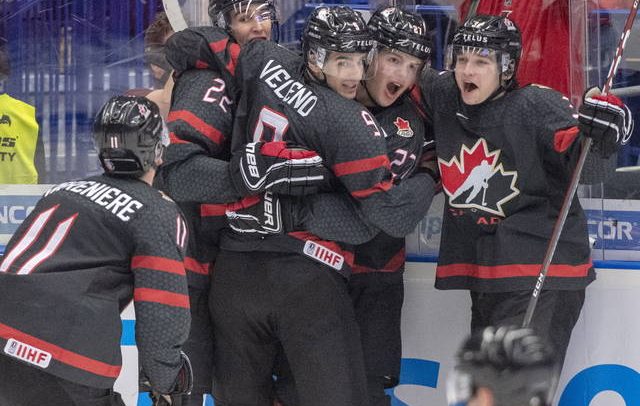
[144,12,174,47]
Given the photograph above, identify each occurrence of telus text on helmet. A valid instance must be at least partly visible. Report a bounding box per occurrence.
[259,59,318,117]
[462,34,489,44]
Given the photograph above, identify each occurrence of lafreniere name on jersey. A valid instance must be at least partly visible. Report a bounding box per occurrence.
[4,338,52,368]
[45,181,143,221]
[260,59,318,117]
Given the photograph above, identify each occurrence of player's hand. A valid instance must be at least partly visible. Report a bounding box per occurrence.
[146,351,192,405]
[578,86,634,157]
[226,193,291,235]
[230,141,332,196]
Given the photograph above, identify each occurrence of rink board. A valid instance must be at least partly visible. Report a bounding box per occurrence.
[2,187,640,405]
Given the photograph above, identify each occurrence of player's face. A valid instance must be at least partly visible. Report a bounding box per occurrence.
[454,50,501,105]
[361,48,424,107]
[323,51,368,99]
[228,3,273,46]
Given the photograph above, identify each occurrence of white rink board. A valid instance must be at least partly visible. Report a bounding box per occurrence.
[116,263,640,406]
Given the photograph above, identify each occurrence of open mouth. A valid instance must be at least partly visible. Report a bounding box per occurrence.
[387,82,402,96]
[463,82,478,93]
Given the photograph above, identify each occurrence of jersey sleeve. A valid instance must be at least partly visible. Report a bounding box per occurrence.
[159,68,240,204]
[130,200,191,394]
[524,86,616,185]
[311,102,435,238]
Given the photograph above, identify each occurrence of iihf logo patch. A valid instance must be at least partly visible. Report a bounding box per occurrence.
[4,338,52,368]
[439,138,519,217]
[303,240,344,271]
[393,117,414,138]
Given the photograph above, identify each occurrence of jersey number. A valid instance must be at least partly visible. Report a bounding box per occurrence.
[0,205,77,275]
[202,78,232,113]
[252,106,289,142]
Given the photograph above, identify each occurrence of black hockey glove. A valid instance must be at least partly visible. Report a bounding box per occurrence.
[415,139,442,192]
[230,141,332,196]
[226,192,294,236]
[578,86,634,158]
[144,351,193,406]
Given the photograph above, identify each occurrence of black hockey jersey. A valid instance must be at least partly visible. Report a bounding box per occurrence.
[0,175,190,392]
[160,27,242,288]
[420,69,595,292]
[352,95,429,274]
[217,38,434,274]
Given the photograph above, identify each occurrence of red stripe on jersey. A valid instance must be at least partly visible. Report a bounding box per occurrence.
[227,196,260,211]
[351,180,393,198]
[436,261,592,279]
[288,232,355,268]
[134,288,190,309]
[409,85,427,119]
[209,39,228,53]
[0,322,121,378]
[332,155,390,177]
[195,60,209,69]
[169,132,189,144]
[554,126,580,152]
[200,204,228,217]
[167,110,224,145]
[185,257,210,275]
[131,256,186,276]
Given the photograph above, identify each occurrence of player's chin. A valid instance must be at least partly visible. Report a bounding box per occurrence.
[338,83,359,99]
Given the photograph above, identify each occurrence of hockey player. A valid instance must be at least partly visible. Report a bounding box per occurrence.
[0,96,192,406]
[420,14,633,371]
[446,325,559,406]
[346,7,435,406]
[181,5,437,406]
[157,1,328,405]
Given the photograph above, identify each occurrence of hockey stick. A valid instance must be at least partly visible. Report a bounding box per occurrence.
[522,0,639,328]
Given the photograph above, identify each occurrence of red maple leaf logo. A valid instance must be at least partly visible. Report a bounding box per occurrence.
[438,139,498,195]
[394,117,410,131]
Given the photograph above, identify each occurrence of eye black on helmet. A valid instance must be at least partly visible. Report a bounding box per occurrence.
[368,6,432,63]
[93,96,167,177]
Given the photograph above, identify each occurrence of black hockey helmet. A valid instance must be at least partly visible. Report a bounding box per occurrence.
[368,6,432,63]
[449,14,522,89]
[447,325,559,406]
[208,0,278,40]
[93,96,168,177]
[302,6,375,64]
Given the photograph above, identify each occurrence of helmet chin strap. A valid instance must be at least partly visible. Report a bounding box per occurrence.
[361,79,381,108]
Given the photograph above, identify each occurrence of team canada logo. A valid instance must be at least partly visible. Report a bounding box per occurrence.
[439,138,519,217]
[393,117,414,138]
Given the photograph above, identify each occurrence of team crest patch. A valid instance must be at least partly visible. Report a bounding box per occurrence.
[393,117,414,138]
[439,138,519,217]
[4,338,52,368]
[303,241,344,271]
